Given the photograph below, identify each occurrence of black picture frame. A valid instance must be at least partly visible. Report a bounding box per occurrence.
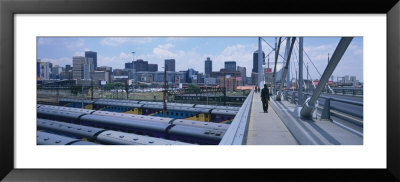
[1,0,399,181]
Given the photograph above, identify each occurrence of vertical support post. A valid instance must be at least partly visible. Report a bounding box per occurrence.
[257,37,264,89]
[291,91,296,104]
[320,98,331,120]
[276,37,296,101]
[272,37,282,94]
[301,37,353,119]
[298,37,304,105]
[163,67,167,117]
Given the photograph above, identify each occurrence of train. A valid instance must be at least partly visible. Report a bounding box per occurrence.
[37,106,226,145]
[59,98,238,124]
[38,105,230,131]
[37,119,192,145]
[37,131,99,145]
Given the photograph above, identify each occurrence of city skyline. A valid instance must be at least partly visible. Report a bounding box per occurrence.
[37,37,363,82]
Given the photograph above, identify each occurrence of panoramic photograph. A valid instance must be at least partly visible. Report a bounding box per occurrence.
[36,37,363,145]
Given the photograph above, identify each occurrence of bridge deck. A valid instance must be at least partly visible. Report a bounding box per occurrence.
[270,99,363,145]
[245,92,298,145]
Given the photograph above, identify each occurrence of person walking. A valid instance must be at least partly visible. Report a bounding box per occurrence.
[255,86,258,93]
[261,84,270,113]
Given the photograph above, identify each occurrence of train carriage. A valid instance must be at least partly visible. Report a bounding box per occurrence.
[59,98,95,109]
[93,101,143,114]
[211,109,237,124]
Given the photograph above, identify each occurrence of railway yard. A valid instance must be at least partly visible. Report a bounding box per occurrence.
[37,98,241,145]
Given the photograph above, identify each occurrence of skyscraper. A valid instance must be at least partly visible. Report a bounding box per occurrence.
[165,59,175,72]
[204,57,212,76]
[85,51,97,69]
[237,66,247,85]
[148,64,158,72]
[133,59,148,72]
[224,61,236,72]
[38,61,51,80]
[252,51,265,73]
[72,56,85,80]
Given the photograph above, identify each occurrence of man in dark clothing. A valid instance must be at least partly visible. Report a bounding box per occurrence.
[261,84,270,113]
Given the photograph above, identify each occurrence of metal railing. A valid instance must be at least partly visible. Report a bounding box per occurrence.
[284,90,363,126]
[219,90,254,145]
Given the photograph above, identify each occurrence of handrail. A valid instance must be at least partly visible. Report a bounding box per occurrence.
[219,90,254,145]
[283,90,363,120]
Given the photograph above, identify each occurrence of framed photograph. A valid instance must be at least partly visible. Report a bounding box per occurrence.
[1,0,399,181]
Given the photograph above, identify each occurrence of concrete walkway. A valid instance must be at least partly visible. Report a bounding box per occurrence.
[245,92,298,145]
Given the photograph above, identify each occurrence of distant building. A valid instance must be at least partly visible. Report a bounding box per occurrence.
[72,56,85,80]
[224,61,236,72]
[252,51,265,73]
[91,71,110,84]
[38,61,51,80]
[204,57,212,76]
[204,77,217,85]
[37,59,41,80]
[85,51,97,70]
[211,69,241,78]
[148,64,158,72]
[237,66,247,85]
[133,59,148,72]
[165,59,175,72]
[251,72,258,85]
[50,65,63,79]
[125,62,133,69]
[218,75,241,92]
[186,68,198,83]
[65,65,72,72]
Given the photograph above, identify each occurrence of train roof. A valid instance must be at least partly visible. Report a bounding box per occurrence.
[96,99,140,104]
[59,98,94,104]
[172,119,229,131]
[37,131,80,145]
[91,111,172,124]
[210,109,238,116]
[39,105,95,114]
[37,108,86,119]
[94,101,143,108]
[96,130,192,145]
[37,118,105,140]
[80,115,170,132]
[194,104,240,111]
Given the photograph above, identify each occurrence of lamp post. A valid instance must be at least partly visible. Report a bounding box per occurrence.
[162,66,167,117]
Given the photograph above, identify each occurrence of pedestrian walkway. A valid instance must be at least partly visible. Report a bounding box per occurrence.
[270,98,363,145]
[245,92,298,145]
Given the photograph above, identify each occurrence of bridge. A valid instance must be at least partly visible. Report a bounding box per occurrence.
[220,36,363,145]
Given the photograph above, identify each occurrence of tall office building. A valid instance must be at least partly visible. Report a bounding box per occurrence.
[252,51,265,73]
[125,62,133,69]
[224,61,236,72]
[133,59,148,72]
[65,65,72,72]
[204,57,212,76]
[38,61,51,80]
[72,56,85,80]
[148,64,158,72]
[37,59,41,80]
[165,59,175,72]
[237,66,247,85]
[85,51,97,69]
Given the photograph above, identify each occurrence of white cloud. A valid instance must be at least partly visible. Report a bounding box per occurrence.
[40,57,72,67]
[100,37,154,46]
[37,38,53,45]
[64,39,84,50]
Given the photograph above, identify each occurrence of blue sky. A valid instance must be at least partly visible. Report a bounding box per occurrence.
[37,37,363,82]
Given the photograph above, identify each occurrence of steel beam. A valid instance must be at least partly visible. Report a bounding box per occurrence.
[300,37,353,119]
[276,37,296,101]
[272,37,282,94]
[298,37,304,105]
[257,37,264,89]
